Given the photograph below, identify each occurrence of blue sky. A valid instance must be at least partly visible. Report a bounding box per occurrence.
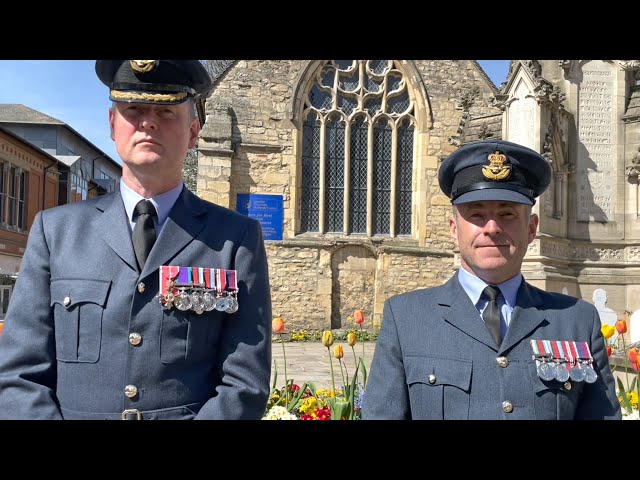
[0,60,510,166]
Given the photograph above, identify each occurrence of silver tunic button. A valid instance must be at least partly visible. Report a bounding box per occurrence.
[137,282,145,293]
[124,385,138,398]
[564,381,572,391]
[129,333,142,346]
[496,356,509,368]
[63,296,71,307]
[428,374,436,384]
[502,400,513,413]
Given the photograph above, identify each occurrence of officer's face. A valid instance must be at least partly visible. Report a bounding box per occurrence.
[109,101,199,181]
[450,201,538,284]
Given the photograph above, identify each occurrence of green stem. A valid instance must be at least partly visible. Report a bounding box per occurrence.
[280,333,289,406]
[328,347,336,396]
[360,325,365,362]
[351,346,359,385]
[621,334,630,395]
[338,358,349,388]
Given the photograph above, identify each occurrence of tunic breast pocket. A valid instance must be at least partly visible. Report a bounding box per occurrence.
[50,278,111,363]
[160,309,222,364]
[405,355,472,420]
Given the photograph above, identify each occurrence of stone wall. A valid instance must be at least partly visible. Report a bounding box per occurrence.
[199,60,498,329]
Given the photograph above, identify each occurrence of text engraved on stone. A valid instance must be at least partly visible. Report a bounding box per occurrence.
[577,64,615,221]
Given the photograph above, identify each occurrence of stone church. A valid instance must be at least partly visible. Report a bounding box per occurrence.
[196,60,640,331]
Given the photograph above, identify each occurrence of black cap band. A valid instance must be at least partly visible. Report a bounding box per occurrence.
[111,82,195,95]
[451,181,534,201]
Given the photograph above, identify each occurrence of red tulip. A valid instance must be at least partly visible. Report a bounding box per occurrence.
[615,319,627,334]
[607,346,612,357]
[272,317,285,334]
[354,309,365,325]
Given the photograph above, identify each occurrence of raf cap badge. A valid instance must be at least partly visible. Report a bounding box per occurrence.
[482,151,512,181]
[130,60,158,73]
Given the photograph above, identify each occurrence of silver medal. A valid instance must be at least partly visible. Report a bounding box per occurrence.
[202,292,216,311]
[175,289,192,311]
[583,364,598,384]
[225,296,238,313]
[553,362,570,382]
[537,360,556,381]
[568,364,585,382]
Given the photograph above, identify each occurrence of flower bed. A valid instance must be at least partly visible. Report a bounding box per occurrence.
[264,310,369,420]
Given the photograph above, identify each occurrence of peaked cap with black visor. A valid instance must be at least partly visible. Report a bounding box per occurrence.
[438,139,552,206]
[95,60,212,105]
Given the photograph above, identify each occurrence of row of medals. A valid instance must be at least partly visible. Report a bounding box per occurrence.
[158,282,239,314]
[535,355,597,383]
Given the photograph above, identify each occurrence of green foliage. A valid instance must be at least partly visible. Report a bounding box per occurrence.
[182,148,198,193]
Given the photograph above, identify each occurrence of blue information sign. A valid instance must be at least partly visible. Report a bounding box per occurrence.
[236,194,283,241]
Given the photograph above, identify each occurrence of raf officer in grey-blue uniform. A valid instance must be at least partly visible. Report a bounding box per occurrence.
[364,140,620,420]
[0,60,272,419]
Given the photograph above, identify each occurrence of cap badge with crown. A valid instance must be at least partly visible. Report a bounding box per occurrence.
[130,60,158,73]
[482,151,512,181]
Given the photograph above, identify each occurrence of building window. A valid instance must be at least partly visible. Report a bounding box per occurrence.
[0,285,11,320]
[0,163,5,224]
[0,164,26,229]
[299,60,415,236]
[70,164,88,203]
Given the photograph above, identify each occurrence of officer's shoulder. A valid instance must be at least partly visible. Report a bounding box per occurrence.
[385,284,442,306]
[40,192,113,220]
[527,283,593,310]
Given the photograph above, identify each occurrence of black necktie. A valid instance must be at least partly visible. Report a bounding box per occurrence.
[482,286,502,347]
[132,200,157,271]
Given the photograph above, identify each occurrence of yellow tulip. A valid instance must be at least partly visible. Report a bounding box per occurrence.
[322,330,334,347]
[333,344,344,359]
[601,324,615,339]
[347,331,357,347]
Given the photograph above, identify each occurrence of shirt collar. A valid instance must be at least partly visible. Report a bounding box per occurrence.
[457,266,522,308]
[119,179,184,227]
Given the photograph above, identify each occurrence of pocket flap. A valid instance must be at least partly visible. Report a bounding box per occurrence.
[50,278,111,308]
[405,355,472,391]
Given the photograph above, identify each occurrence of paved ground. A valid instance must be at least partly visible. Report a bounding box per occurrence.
[270,341,376,391]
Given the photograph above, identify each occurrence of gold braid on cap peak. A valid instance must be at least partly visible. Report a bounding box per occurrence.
[110,90,188,103]
[482,151,512,181]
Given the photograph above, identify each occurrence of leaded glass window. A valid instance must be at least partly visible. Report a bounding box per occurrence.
[325,115,345,233]
[349,117,368,233]
[300,113,321,232]
[396,118,414,235]
[300,60,415,237]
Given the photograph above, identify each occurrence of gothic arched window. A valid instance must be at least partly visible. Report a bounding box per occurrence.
[299,60,415,236]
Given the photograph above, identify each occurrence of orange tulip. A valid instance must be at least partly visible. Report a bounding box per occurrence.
[333,345,344,360]
[272,317,285,334]
[347,331,356,347]
[629,347,638,365]
[615,319,627,334]
[321,330,334,348]
[354,309,365,325]
[0,322,3,336]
